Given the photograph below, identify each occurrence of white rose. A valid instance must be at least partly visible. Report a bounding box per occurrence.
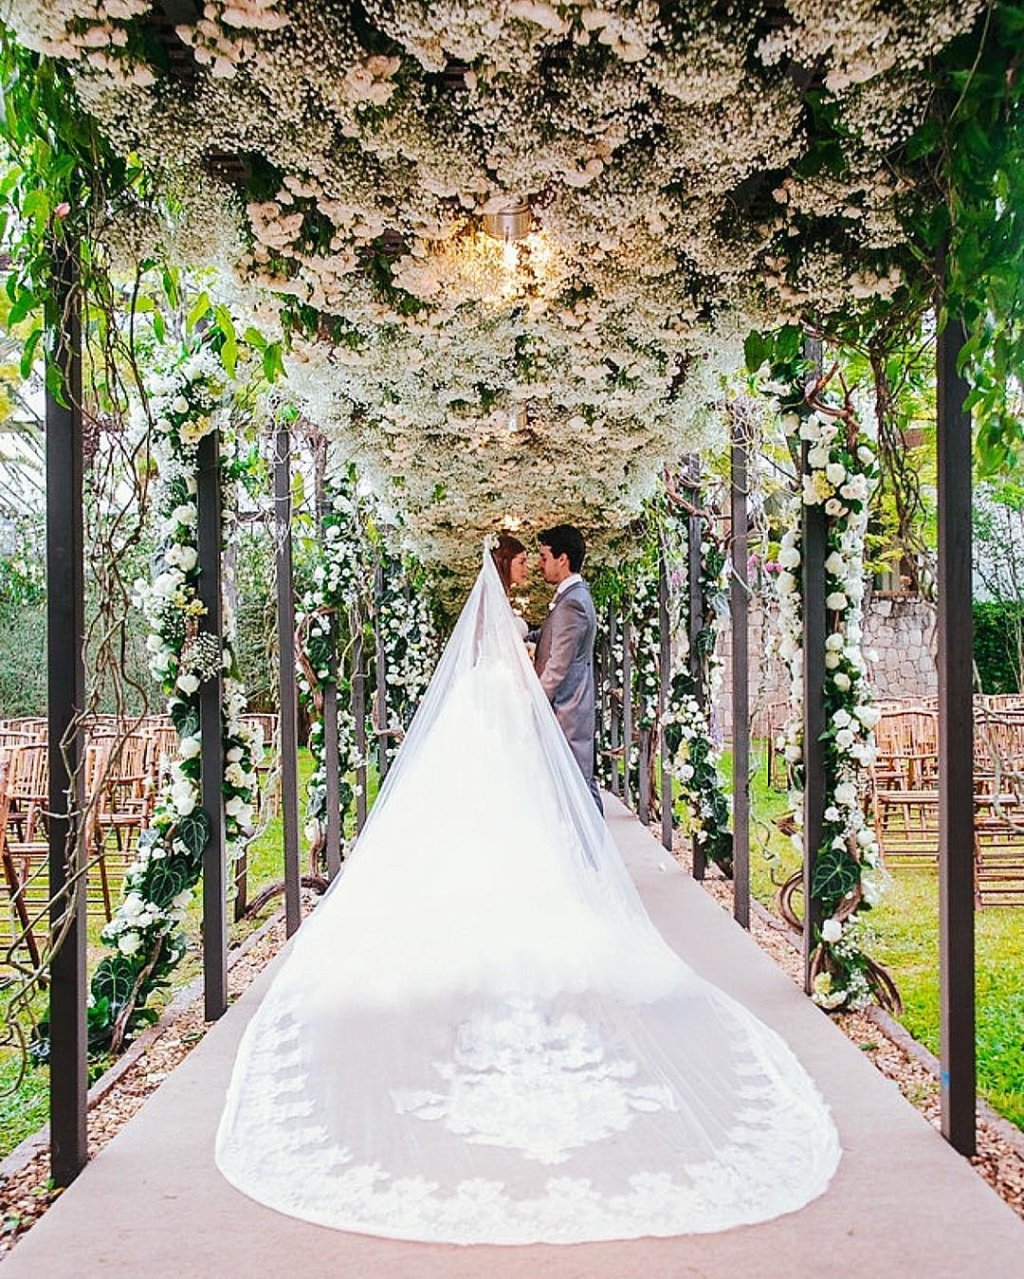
[825,652,841,669]
[825,498,844,516]
[807,445,830,469]
[821,917,843,944]
[176,546,198,572]
[824,551,846,576]
[777,571,796,596]
[833,708,852,728]
[857,445,874,464]
[780,411,800,435]
[778,546,801,569]
[826,591,848,611]
[176,673,201,695]
[118,932,142,956]
[825,462,847,486]
[835,728,855,750]
[855,705,881,729]
[825,633,844,652]
[171,780,197,815]
[179,735,201,759]
[834,781,858,807]
[172,503,197,527]
[833,671,851,691]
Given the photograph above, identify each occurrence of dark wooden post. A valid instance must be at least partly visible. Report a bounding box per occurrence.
[46,243,88,1186]
[801,336,826,988]
[352,606,368,832]
[621,613,633,810]
[322,638,343,879]
[936,283,976,1156]
[684,463,708,879]
[608,605,621,797]
[638,726,651,825]
[658,554,673,851]
[274,425,302,937]
[197,429,227,1021]
[731,417,750,928]
[374,564,389,781]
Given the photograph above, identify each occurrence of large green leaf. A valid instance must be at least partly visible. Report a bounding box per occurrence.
[175,808,211,861]
[811,847,861,910]
[143,855,193,909]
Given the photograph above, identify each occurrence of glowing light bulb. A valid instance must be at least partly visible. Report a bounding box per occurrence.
[501,236,519,273]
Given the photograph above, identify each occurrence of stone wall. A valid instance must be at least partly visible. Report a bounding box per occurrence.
[715,594,937,740]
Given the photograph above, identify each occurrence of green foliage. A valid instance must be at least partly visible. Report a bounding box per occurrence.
[974,600,1024,693]
[0,601,45,716]
[232,527,277,712]
[811,846,863,911]
[938,4,1024,473]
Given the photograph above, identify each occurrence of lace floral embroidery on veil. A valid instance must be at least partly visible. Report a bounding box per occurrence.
[390,997,676,1164]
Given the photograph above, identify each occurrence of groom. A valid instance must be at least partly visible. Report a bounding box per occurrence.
[533,524,603,815]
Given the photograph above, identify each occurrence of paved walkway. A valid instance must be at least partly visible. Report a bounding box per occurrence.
[4,797,1022,1277]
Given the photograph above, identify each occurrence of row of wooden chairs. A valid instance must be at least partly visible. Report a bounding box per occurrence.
[870,786,1024,907]
[0,713,280,962]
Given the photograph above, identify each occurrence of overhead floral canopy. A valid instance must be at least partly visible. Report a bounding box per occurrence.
[1,0,998,562]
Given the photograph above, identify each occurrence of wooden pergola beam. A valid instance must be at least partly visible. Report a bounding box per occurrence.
[197,429,227,1021]
[46,241,88,1187]
[273,424,302,937]
[936,278,976,1156]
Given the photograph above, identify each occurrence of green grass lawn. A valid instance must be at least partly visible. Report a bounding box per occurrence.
[735,743,1024,1130]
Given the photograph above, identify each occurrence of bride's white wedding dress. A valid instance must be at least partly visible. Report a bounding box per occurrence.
[216,552,840,1244]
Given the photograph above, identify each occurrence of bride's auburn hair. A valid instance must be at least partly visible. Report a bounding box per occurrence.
[492,533,526,594]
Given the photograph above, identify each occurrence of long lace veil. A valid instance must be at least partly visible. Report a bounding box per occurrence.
[216,548,840,1243]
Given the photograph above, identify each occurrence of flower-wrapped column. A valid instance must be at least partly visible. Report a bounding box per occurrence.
[84,345,259,1054]
[770,359,900,1013]
[661,500,734,877]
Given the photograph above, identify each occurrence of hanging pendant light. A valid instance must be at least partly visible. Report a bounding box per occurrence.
[481,201,531,242]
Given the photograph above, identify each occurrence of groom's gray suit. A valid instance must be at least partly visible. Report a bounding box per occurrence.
[534,578,603,814]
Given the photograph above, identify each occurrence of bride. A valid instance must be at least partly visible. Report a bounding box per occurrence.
[215,544,840,1244]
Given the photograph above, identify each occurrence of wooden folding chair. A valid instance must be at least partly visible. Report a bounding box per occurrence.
[974,798,1024,907]
[872,788,940,865]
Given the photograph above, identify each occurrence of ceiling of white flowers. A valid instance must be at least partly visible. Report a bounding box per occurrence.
[7,0,984,565]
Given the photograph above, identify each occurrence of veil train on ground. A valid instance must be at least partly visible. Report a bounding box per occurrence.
[215,551,841,1245]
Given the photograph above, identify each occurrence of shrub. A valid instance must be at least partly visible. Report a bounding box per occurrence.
[974,600,1024,694]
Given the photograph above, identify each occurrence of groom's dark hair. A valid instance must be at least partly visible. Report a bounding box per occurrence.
[538,524,586,573]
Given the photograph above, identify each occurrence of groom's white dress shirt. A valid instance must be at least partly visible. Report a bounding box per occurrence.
[549,572,582,610]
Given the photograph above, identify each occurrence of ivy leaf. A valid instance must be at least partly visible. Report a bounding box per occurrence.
[18,324,42,378]
[262,341,284,383]
[92,955,139,1010]
[904,120,940,162]
[186,290,211,333]
[21,187,50,232]
[7,288,36,326]
[143,855,192,909]
[170,700,200,738]
[811,846,861,908]
[175,808,211,862]
[743,329,768,373]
